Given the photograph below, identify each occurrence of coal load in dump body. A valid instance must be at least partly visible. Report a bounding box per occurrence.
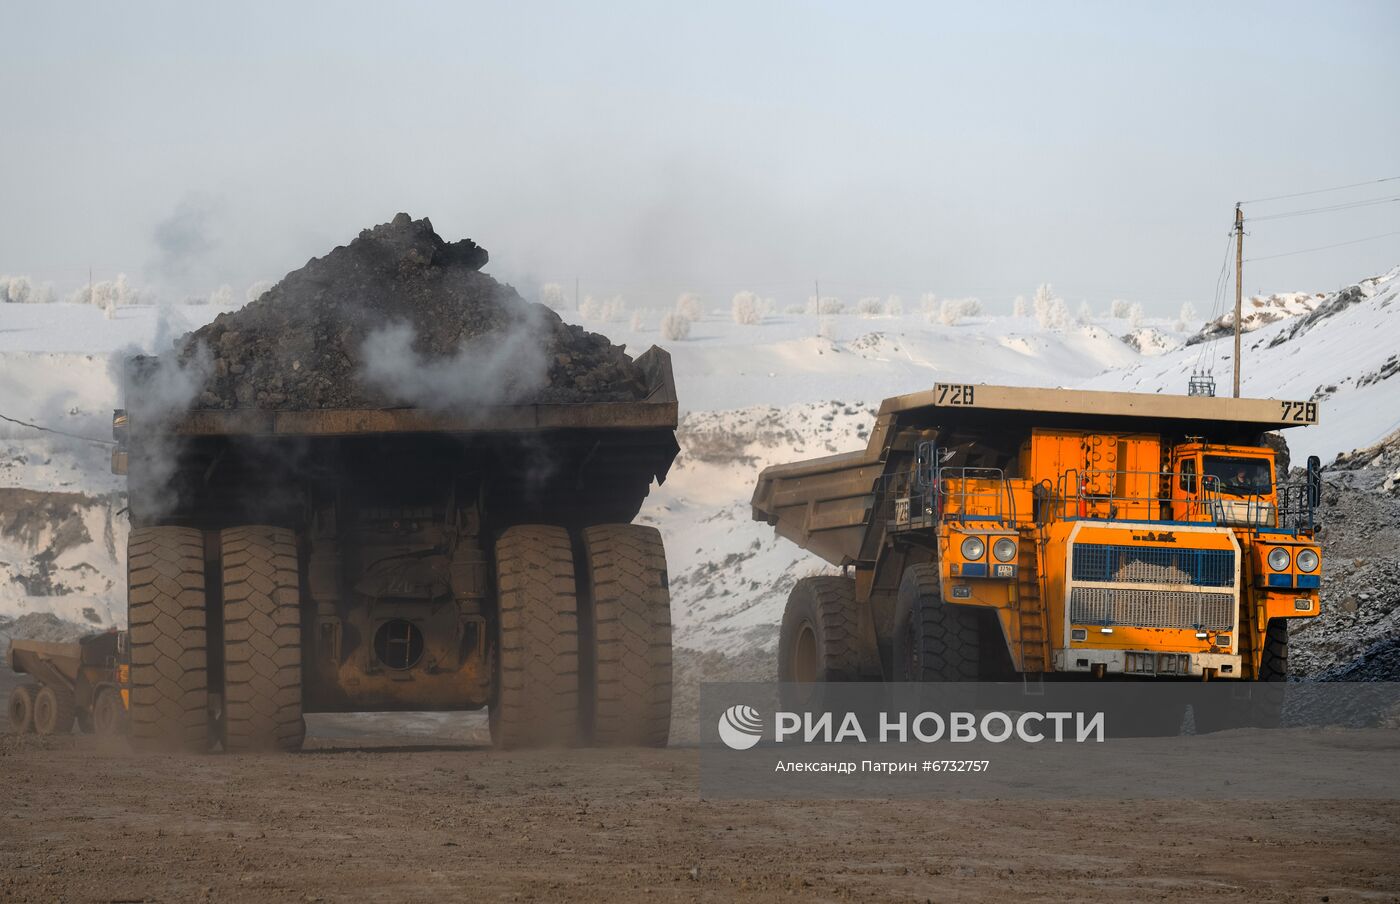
[135,213,648,410]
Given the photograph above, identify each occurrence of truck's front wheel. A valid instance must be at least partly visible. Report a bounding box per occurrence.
[893,565,981,682]
[491,525,580,748]
[221,526,305,753]
[128,526,209,752]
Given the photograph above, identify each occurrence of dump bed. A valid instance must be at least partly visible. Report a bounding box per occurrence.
[126,346,678,438]
[751,383,1319,566]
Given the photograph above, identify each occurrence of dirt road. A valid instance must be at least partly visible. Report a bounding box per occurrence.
[3,716,1398,904]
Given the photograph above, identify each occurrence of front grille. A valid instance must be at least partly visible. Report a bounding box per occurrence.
[1069,587,1234,631]
[1071,544,1234,588]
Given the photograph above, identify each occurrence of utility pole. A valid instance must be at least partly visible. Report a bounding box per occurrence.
[1232,203,1244,398]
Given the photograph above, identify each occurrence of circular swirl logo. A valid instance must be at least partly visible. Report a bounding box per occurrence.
[717,704,764,750]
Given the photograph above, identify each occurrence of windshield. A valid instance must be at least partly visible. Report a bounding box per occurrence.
[1203,455,1272,496]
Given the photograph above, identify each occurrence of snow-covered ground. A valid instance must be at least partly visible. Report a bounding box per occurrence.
[0,269,1396,655]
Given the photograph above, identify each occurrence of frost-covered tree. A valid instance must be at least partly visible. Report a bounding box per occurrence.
[579,295,602,321]
[1174,301,1198,332]
[660,311,691,341]
[629,310,646,331]
[936,297,982,326]
[856,296,884,317]
[1127,302,1145,330]
[540,282,568,310]
[885,294,904,316]
[601,295,628,323]
[1076,300,1094,323]
[919,292,938,314]
[1031,284,1073,331]
[806,296,844,315]
[246,281,273,304]
[1110,299,1133,319]
[3,276,32,304]
[731,291,761,325]
[1012,295,1027,318]
[676,293,705,321]
[209,284,235,308]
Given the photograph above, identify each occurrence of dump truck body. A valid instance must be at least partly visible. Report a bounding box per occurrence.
[7,632,128,736]
[115,347,680,751]
[754,384,1322,686]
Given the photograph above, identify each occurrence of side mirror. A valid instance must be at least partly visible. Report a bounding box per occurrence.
[1306,455,1322,510]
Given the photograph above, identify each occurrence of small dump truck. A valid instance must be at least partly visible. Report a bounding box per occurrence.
[8,631,129,736]
[113,348,679,752]
[753,384,1322,727]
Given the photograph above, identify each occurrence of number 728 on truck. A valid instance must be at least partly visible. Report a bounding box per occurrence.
[751,385,1323,725]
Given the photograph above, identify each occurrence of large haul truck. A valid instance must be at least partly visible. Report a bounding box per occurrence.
[113,348,679,752]
[752,384,1322,726]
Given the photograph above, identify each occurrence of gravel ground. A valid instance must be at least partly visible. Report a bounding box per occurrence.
[1,730,1398,903]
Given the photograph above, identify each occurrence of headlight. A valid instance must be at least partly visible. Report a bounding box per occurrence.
[1267,547,1291,571]
[992,537,1017,562]
[960,537,985,560]
[1296,549,1319,573]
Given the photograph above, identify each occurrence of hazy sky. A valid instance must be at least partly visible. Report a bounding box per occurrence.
[3,1,1398,314]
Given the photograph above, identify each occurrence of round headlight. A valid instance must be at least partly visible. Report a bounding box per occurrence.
[1296,549,1319,573]
[1267,547,1291,571]
[992,537,1018,563]
[960,537,985,560]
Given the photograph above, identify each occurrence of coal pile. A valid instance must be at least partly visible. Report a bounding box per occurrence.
[132,214,648,410]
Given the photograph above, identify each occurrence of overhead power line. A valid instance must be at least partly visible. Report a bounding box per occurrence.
[1245,229,1400,263]
[1247,194,1400,222]
[1240,175,1400,205]
[0,411,114,446]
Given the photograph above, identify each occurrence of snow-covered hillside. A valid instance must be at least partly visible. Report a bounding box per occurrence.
[0,268,1396,654]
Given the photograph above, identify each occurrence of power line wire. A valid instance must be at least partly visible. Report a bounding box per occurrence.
[1245,229,1400,263]
[0,412,114,446]
[1240,175,1400,205]
[1247,195,1400,222]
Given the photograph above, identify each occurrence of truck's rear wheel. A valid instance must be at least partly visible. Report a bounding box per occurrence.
[128,525,209,752]
[779,576,871,682]
[8,684,38,734]
[894,564,980,681]
[33,685,75,736]
[580,524,672,747]
[221,526,305,753]
[492,525,580,748]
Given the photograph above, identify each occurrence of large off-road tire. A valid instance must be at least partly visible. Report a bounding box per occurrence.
[893,564,980,682]
[93,688,126,737]
[1195,620,1287,733]
[221,526,305,753]
[128,525,209,752]
[580,524,672,747]
[33,685,76,736]
[8,684,38,734]
[779,576,873,683]
[491,525,580,749]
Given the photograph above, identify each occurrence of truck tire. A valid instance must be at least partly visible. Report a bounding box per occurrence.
[580,524,672,747]
[8,684,38,734]
[893,565,980,682]
[491,525,579,749]
[1195,620,1287,734]
[93,688,125,737]
[778,576,871,683]
[128,525,209,752]
[221,526,305,753]
[33,685,75,736]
